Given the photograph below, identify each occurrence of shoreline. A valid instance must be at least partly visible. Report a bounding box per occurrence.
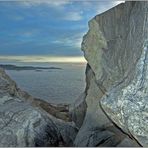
[0,64,62,71]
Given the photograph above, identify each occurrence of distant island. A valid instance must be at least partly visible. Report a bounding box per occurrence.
[0,64,62,71]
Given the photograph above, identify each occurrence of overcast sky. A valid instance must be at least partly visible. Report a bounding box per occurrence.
[0,0,123,58]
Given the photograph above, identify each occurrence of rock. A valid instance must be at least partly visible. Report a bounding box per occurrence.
[74,64,139,147]
[69,92,87,128]
[0,1,147,147]
[0,68,78,146]
[76,1,147,147]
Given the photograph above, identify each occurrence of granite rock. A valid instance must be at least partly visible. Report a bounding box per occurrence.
[76,1,148,147]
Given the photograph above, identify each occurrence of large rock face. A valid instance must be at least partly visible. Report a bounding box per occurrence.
[74,1,147,147]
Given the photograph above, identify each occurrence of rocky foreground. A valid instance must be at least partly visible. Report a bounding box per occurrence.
[0,1,147,147]
[0,68,78,146]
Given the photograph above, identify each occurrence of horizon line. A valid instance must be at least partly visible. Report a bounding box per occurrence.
[0,55,87,63]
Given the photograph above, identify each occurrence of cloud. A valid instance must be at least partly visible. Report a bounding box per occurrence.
[52,38,81,48]
[18,0,70,8]
[63,11,83,21]
[11,15,24,21]
[17,1,82,21]
[52,32,84,48]
[21,31,35,38]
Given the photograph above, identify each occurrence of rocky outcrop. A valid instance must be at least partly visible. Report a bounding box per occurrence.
[73,1,147,147]
[0,1,147,147]
[0,68,78,147]
[73,64,139,147]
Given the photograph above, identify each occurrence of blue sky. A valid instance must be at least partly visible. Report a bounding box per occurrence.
[0,0,123,59]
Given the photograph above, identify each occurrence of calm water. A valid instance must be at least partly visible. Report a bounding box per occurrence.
[5,62,86,104]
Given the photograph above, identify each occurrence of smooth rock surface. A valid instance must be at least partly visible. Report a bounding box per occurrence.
[76,1,147,147]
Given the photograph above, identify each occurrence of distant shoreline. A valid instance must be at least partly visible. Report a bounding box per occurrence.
[0,64,62,71]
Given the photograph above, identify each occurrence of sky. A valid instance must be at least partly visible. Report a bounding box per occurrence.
[0,0,123,63]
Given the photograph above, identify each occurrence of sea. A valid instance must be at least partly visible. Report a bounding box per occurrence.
[2,62,86,104]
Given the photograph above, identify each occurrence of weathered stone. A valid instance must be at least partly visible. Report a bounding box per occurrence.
[0,1,147,147]
[79,1,148,147]
[0,68,78,147]
[74,64,139,147]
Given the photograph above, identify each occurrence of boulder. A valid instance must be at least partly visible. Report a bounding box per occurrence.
[0,68,78,147]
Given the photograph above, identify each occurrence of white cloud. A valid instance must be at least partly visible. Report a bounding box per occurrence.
[17,1,82,21]
[11,15,24,21]
[18,0,70,7]
[17,29,39,38]
[22,31,34,37]
[52,38,76,47]
[52,32,84,48]
[74,37,82,48]
[63,11,83,21]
